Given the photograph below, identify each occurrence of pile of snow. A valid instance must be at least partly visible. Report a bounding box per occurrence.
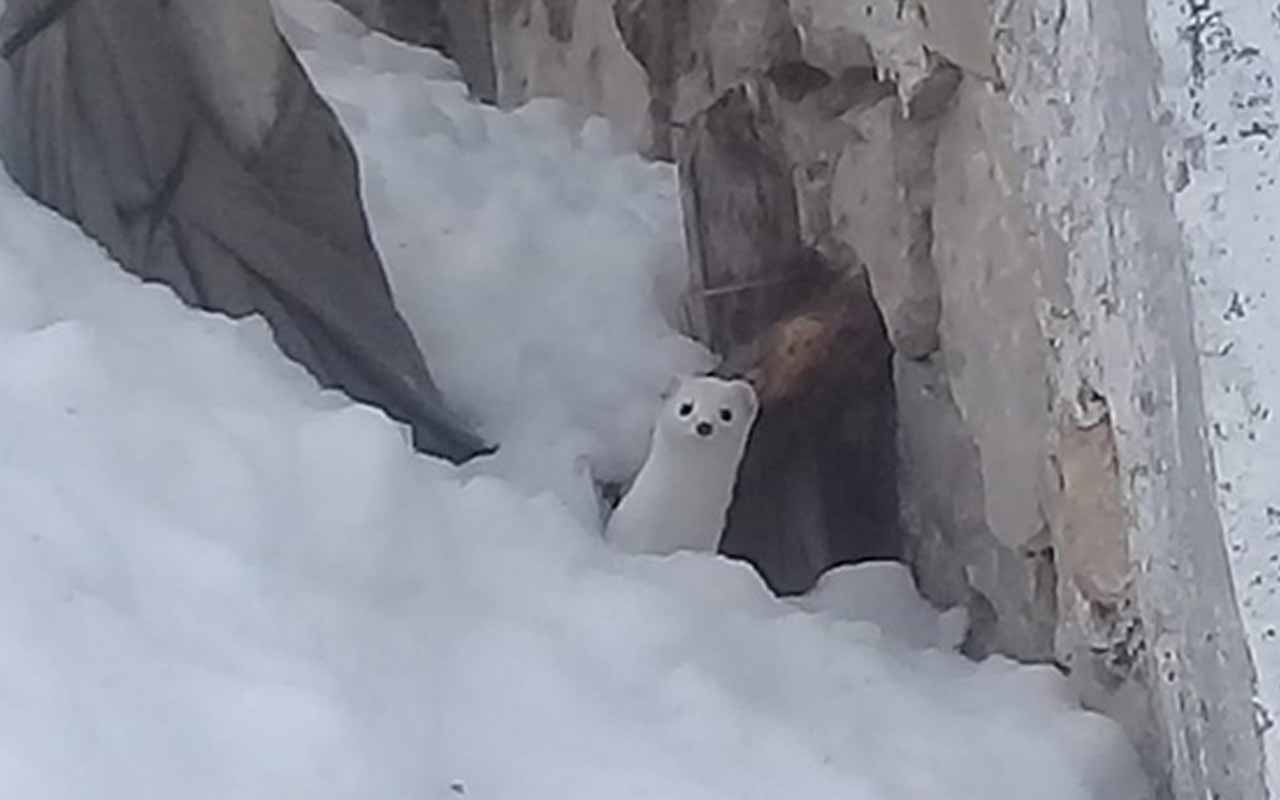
[0,2,1150,797]
[794,561,970,651]
[275,0,711,530]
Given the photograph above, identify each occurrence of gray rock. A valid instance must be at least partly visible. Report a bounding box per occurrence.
[989,0,1268,793]
[614,0,797,158]
[931,76,1052,552]
[767,64,892,257]
[896,354,1056,660]
[916,0,998,82]
[488,0,652,151]
[830,92,944,359]
[0,0,490,463]
[328,0,450,50]
[787,0,928,102]
[330,0,497,102]
[676,78,811,356]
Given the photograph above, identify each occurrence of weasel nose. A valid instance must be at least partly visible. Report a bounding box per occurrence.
[696,421,713,437]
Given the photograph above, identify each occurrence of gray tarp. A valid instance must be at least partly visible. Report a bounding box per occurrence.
[0,0,491,463]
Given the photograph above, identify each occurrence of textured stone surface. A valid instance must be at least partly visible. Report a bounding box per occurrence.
[1049,413,1159,778]
[788,0,930,103]
[763,63,901,265]
[896,354,1057,660]
[611,0,691,158]
[676,78,812,355]
[328,0,450,49]
[916,0,996,81]
[989,0,1268,795]
[931,77,1051,552]
[830,93,943,359]
[1053,417,1132,604]
[491,0,652,149]
[614,0,798,158]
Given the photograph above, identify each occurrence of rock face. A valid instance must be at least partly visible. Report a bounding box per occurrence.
[327,0,450,49]
[0,0,490,464]
[489,0,651,149]
[420,0,1271,796]
[331,0,650,147]
[329,0,497,101]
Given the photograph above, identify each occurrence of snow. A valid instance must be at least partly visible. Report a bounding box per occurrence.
[1148,0,1280,785]
[0,1,1149,797]
[274,0,712,531]
[793,561,970,651]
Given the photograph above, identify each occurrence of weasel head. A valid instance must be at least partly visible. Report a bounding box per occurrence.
[655,375,759,455]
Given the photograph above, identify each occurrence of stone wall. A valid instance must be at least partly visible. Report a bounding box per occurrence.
[329,0,1271,796]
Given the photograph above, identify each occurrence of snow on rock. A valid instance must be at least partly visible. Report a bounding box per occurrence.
[0,3,1149,798]
[274,0,713,531]
[1149,0,1280,787]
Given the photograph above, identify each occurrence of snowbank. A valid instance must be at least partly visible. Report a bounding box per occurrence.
[0,2,1148,797]
[275,0,712,530]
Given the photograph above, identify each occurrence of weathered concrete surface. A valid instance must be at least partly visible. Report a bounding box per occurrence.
[613,0,800,158]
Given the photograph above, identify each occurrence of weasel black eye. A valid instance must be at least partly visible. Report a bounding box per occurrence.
[678,401,694,417]
[719,408,734,423]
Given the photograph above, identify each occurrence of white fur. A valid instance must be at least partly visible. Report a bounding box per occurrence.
[606,375,759,556]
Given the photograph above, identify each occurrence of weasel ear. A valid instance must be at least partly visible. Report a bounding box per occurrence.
[731,379,759,422]
[659,373,685,400]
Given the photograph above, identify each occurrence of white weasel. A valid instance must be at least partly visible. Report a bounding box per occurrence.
[606,375,759,555]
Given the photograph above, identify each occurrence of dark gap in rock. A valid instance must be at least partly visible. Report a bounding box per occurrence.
[718,266,902,596]
[539,0,576,42]
[766,62,832,102]
[674,72,904,596]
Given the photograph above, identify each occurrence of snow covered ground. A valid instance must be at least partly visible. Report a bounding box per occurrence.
[1149,0,1280,785]
[0,1,1148,797]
